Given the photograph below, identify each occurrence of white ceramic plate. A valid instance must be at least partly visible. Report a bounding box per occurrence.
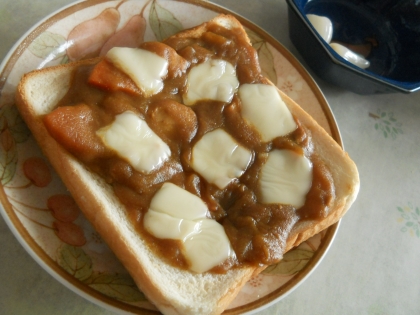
[0,0,341,314]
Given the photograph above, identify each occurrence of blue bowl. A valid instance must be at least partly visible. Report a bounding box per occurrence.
[286,0,420,94]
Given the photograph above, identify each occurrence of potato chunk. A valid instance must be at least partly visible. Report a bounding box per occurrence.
[146,100,198,144]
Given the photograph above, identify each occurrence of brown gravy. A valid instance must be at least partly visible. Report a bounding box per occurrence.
[43,21,335,272]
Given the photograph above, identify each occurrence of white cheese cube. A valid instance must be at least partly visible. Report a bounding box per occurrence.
[183,219,234,273]
[106,47,168,96]
[239,84,297,142]
[149,182,208,220]
[260,149,312,208]
[183,59,239,106]
[97,111,171,173]
[143,183,233,273]
[144,209,199,241]
[191,129,252,189]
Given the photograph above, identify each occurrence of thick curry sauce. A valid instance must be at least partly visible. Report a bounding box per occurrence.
[43,21,335,272]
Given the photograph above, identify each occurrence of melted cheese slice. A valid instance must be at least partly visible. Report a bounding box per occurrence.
[260,149,313,208]
[106,47,168,96]
[149,181,208,220]
[96,111,170,173]
[238,84,297,141]
[183,59,239,106]
[191,129,252,189]
[183,219,233,273]
[144,210,199,241]
[144,183,233,273]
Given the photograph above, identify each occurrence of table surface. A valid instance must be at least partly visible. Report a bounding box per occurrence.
[1,0,420,314]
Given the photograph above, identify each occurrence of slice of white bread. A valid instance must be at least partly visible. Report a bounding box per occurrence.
[15,14,359,315]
